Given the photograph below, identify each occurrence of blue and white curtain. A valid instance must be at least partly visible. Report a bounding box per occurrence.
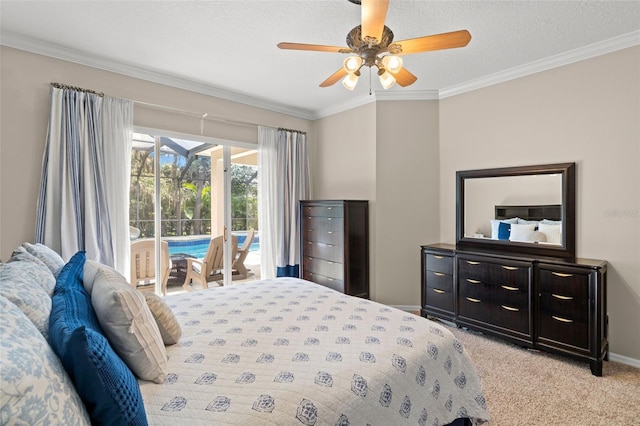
[258,127,310,278]
[35,85,133,275]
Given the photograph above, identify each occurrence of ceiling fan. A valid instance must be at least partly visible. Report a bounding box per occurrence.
[277,0,471,90]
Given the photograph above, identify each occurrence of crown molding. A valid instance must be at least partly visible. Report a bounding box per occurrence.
[1,32,316,120]
[3,30,638,119]
[439,30,640,99]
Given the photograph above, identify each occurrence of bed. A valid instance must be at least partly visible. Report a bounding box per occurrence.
[1,245,489,426]
[490,204,562,244]
[139,278,490,425]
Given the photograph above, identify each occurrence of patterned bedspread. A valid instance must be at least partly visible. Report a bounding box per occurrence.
[139,278,490,425]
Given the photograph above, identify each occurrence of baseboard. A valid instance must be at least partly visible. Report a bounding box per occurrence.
[391,304,640,369]
[391,305,422,313]
[609,352,640,369]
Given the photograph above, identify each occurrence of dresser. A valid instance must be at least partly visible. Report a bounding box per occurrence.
[300,200,369,298]
[421,244,608,376]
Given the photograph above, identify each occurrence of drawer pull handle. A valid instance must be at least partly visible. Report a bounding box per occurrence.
[434,255,444,259]
[327,277,334,281]
[327,231,333,234]
[552,272,573,278]
[501,285,519,291]
[552,315,574,323]
[432,289,445,294]
[466,279,481,284]
[433,272,445,277]
[327,207,333,210]
[327,218,332,221]
[502,265,518,271]
[552,294,574,300]
[327,261,335,264]
[501,305,519,312]
[466,297,481,303]
[467,261,480,265]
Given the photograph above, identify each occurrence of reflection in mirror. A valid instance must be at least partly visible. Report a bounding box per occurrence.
[456,163,576,258]
[464,174,562,243]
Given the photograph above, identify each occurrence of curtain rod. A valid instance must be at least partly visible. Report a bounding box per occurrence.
[50,82,306,134]
[51,82,104,97]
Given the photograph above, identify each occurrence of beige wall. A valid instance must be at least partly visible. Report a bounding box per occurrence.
[312,103,377,297]
[439,46,640,360]
[0,46,311,261]
[374,101,440,306]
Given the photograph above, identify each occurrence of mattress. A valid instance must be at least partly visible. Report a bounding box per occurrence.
[139,278,490,425]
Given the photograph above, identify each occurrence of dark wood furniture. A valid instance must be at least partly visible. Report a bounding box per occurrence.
[421,244,608,376]
[300,200,369,298]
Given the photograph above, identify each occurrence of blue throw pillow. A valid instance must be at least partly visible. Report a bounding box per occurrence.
[497,222,511,240]
[49,251,148,426]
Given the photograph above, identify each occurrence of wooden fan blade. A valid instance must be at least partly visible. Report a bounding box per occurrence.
[320,68,348,87]
[395,30,471,55]
[390,67,417,87]
[361,0,389,43]
[277,42,351,53]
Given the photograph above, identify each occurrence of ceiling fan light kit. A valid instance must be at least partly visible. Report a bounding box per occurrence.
[277,0,471,91]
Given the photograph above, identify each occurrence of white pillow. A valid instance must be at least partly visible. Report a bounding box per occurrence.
[509,224,537,242]
[90,267,167,383]
[539,223,562,245]
[490,218,519,239]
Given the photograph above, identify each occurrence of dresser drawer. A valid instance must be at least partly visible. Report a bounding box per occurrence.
[303,271,344,293]
[538,312,588,349]
[301,205,343,218]
[303,256,343,280]
[425,270,453,292]
[538,268,589,299]
[426,287,454,312]
[304,229,344,246]
[302,240,343,263]
[459,296,529,334]
[426,254,453,275]
[302,215,343,232]
[459,279,528,308]
[458,257,531,287]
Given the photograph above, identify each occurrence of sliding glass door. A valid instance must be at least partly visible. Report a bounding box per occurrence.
[129,131,259,294]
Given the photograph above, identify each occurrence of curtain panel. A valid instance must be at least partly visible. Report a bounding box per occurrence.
[35,87,132,275]
[258,127,310,279]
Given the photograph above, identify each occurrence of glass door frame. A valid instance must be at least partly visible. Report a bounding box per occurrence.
[134,126,255,291]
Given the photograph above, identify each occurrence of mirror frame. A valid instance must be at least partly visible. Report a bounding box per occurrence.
[456,162,576,258]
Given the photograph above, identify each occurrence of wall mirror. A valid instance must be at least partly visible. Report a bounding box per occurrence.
[456,163,576,258]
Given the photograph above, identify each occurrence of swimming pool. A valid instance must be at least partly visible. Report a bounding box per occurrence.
[167,234,259,259]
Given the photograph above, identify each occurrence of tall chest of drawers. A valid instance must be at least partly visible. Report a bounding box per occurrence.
[300,200,369,298]
[421,244,608,376]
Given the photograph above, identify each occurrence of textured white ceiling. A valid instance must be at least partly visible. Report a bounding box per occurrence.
[2,1,639,118]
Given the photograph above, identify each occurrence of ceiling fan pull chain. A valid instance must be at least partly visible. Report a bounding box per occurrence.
[369,67,372,95]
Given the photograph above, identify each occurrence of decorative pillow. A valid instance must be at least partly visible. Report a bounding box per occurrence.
[497,222,511,240]
[8,246,56,294]
[49,251,148,426]
[143,292,182,345]
[490,218,519,239]
[0,295,91,425]
[509,223,537,242]
[22,242,65,277]
[518,219,540,229]
[0,259,53,337]
[91,267,167,383]
[529,231,547,243]
[539,223,562,245]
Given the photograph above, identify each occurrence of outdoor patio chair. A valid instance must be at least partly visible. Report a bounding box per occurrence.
[130,239,171,296]
[183,234,238,290]
[232,228,255,279]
